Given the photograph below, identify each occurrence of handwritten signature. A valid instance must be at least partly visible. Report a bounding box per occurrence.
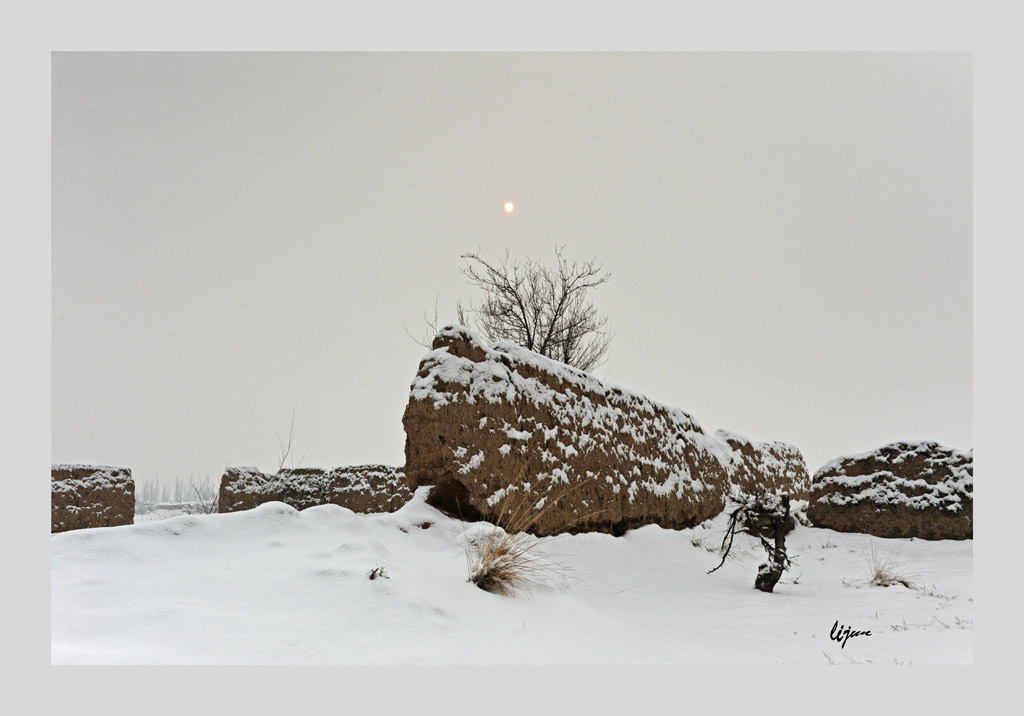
[830,620,872,649]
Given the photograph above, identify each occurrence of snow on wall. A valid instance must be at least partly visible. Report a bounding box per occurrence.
[218,465,411,514]
[51,463,135,532]
[403,325,809,535]
[808,441,973,540]
[714,429,811,500]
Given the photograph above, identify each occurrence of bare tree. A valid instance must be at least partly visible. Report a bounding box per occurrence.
[451,247,611,372]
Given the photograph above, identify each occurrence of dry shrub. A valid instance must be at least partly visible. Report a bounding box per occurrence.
[464,480,579,597]
[466,524,549,596]
[864,542,920,589]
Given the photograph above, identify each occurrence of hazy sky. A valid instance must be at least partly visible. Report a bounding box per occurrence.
[51,52,972,484]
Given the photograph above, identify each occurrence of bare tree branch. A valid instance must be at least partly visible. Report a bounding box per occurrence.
[404,296,442,349]
[275,409,310,473]
[456,247,612,371]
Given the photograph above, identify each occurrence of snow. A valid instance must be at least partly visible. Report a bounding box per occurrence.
[814,440,969,477]
[51,463,132,493]
[817,472,970,511]
[456,449,485,475]
[51,487,972,664]
[52,463,130,473]
[813,441,973,511]
[504,427,533,440]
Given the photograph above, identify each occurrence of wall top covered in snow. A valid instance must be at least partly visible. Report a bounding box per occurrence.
[218,464,411,514]
[403,326,810,536]
[808,441,973,540]
[51,463,135,533]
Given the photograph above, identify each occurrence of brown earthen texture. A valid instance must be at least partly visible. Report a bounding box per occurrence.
[807,441,973,540]
[218,465,411,513]
[51,464,135,533]
[402,326,810,536]
[714,430,811,501]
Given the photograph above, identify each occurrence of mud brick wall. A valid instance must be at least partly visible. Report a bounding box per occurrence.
[219,465,411,514]
[807,441,972,540]
[52,464,135,533]
[403,326,809,536]
[714,429,810,500]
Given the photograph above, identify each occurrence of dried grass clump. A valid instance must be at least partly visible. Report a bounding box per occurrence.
[864,542,920,589]
[465,481,577,597]
[467,526,548,596]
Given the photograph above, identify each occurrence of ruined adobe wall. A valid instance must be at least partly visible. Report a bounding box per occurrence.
[402,326,809,536]
[51,464,135,533]
[807,441,973,540]
[714,430,810,501]
[218,465,411,514]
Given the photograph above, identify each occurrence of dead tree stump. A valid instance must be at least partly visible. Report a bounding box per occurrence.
[709,492,792,593]
[753,494,790,593]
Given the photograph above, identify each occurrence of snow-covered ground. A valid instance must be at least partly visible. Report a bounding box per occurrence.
[133,506,211,522]
[51,488,972,664]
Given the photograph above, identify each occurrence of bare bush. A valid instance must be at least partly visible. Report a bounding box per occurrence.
[863,542,920,589]
[185,477,219,514]
[464,483,575,597]
[466,524,547,596]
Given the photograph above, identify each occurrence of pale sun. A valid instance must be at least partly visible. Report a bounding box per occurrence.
[504,201,515,213]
